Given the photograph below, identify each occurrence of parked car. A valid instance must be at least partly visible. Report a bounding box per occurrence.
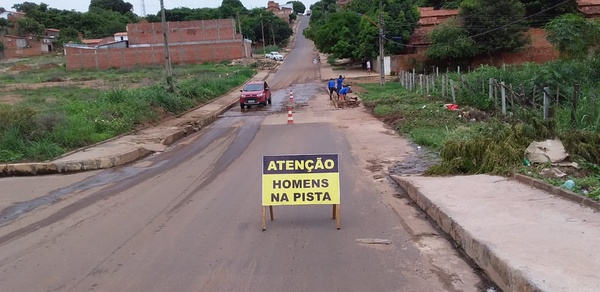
[240,81,272,109]
[265,51,284,61]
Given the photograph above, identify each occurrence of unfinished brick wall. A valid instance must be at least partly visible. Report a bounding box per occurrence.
[65,41,243,70]
[65,19,245,70]
[127,19,237,45]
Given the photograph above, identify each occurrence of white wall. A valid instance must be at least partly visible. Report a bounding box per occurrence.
[374,56,391,75]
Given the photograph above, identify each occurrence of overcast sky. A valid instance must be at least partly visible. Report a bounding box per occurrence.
[3,0,317,15]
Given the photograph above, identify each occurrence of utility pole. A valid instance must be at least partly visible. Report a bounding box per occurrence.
[378,0,385,86]
[237,11,247,66]
[261,16,266,52]
[270,23,276,46]
[160,0,174,92]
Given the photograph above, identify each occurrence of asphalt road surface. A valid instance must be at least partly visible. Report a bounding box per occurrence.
[0,17,487,291]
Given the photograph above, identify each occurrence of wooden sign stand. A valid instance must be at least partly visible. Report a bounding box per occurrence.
[261,204,340,231]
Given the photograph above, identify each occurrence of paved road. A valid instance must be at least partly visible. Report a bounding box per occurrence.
[0,17,485,291]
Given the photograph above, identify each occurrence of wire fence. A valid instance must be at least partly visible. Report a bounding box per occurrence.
[397,66,600,131]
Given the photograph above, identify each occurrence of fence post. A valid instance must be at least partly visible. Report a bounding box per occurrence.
[426,75,430,95]
[571,84,579,128]
[419,74,423,93]
[436,66,439,76]
[509,84,514,114]
[432,75,436,93]
[457,66,460,75]
[411,72,415,91]
[441,75,445,98]
[488,78,493,101]
[494,80,498,109]
[501,81,506,115]
[543,86,549,120]
[450,79,456,104]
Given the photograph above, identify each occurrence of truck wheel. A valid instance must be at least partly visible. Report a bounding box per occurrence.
[268,98,272,105]
[240,103,245,109]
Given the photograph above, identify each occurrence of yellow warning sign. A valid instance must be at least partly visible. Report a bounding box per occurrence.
[262,154,340,206]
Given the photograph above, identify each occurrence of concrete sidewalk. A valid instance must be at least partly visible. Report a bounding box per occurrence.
[393,175,600,292]
[0,71,269,177]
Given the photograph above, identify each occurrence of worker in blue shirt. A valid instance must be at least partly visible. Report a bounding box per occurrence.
[327,78,337,100]
[336,75,345,91]
[338,84,351,102]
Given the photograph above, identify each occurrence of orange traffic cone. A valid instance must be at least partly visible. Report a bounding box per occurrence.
[287,106,294,124]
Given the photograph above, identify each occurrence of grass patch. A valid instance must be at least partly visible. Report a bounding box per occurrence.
[0,58,242,85]
[360,82,464,152]
[0,64,255,162]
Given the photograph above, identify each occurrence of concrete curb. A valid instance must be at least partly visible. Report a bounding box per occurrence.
[513,173,600,212]
[0,73,269,177]
[390,175,541,292]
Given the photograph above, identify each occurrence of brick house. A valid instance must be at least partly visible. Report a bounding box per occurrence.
[0,11,60,59]
[266,1,293,21]
[65,19,251,70]
[578,0,600,18]
[407,7,459,54]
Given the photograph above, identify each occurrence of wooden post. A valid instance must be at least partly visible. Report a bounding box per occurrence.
[432,75,436,93]
[269,206,274,221]
[457,66,460,75]
[501,81,506,115]
[336,205,341,229]
[261,206,267,231]
[543,86,549,120]
[419,74,423,93]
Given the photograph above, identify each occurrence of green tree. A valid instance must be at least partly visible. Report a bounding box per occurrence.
[460,0,529,56]
[306,0,419,60]
[383,0,420,55]
[287,1,306,14]
[12,2,40,14]
[0,18,12,35]
[520,0,578,27]
[17,17,45,35]
[425,17,478,64]
[56,26,81,45]
[80,8,130,38]
[219,0,247,19]
[304,11,361,58]
[89,0,134,14]
[546,13,600,59]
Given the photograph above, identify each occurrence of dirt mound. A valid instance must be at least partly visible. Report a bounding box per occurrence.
[39,63,61,70]
[9,64,31,71]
